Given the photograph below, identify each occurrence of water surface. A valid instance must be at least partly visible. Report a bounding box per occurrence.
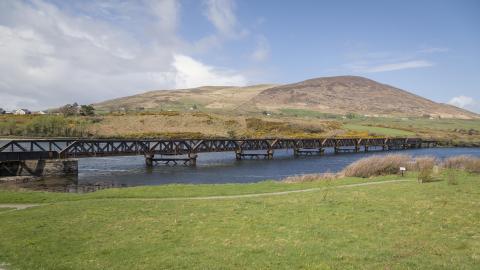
[2,147,479,192]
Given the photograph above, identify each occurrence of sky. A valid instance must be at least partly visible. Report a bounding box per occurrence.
[0,0,479,113]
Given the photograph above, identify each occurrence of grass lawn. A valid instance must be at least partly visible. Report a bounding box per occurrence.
[0,173,479,269]
[343,123,415,137]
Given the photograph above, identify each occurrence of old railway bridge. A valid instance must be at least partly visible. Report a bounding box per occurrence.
[0,137,436,177]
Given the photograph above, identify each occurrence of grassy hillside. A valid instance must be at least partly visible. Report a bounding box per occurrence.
[250,76,478,119]
[93,76,479,120]
[94,84,276,114]
[1,172,479,269]
[1,112,480,144]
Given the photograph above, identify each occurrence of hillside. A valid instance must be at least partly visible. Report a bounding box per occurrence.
[249,76,478,119]
[94,76,477,119]
[94,85,276,113]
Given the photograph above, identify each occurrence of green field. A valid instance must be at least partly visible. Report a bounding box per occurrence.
[1,173,479,269]
[342,123,415,136]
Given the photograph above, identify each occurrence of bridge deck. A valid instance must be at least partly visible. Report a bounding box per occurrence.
[0,137,432,161]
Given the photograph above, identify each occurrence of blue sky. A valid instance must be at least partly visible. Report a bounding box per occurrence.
[0,0,479,112]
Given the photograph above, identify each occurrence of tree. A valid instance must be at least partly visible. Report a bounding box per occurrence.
[59,104,78,116]
[80,105,95,116]
[346,112,357,119]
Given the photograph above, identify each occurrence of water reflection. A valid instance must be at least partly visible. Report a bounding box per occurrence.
[1,147,479,193]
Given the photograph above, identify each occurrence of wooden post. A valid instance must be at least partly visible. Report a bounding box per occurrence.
[188,152,197,166]
[267,149,274,159]
[235,149,243,160]
[145,153,154,167]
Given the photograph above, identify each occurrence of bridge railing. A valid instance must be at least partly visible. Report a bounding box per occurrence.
[0,137,426,161]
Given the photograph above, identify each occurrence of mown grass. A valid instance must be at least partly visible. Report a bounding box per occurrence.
[0,173,479,269]
[0,176,387,204]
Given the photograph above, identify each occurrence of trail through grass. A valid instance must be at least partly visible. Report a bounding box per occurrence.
[0,174,479,269]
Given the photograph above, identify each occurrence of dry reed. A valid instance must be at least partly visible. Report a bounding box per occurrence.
[342,154,411,178]
[442,155,480,173]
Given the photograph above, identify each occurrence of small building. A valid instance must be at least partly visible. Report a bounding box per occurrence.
[34,111,46,115]
[14,109,32,115]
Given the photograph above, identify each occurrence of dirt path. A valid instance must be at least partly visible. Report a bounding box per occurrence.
[0,179,414,213]
[0,204,41,215]
[118,179,414,201]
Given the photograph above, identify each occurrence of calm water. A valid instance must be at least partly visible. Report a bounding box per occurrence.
[1,146,479,192]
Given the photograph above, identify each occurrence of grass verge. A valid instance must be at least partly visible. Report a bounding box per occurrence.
[0,173,479,269]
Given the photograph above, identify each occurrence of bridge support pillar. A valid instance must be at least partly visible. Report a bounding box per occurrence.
[145,153,197,167]
[235,149,243,160]
[294,148,324,157]
[145,153,155,167]
[235,149,274,160]
[0,159,78,177]
[188,153,198,166]
[267,149,274,160]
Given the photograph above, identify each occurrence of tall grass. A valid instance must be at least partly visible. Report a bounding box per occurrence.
[0,115,93,137]
[282,155,479,183]
[410,156,437,183]
[442,155,480,173]
[342,154,411,178]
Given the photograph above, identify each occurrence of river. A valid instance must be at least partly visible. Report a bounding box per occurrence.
[1,147,479,192]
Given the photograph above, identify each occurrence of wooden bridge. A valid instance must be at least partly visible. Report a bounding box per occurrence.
[0,137,436,166]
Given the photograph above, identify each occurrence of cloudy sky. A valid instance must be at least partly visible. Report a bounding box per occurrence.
[0,0,479,112]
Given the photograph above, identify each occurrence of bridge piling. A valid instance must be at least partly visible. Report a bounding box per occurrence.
[145,153,155,167]
[235,149,274,160]
[294,148,324,157]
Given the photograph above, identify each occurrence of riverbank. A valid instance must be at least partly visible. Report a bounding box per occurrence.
[0,171,479,269]
[1,113,480,144]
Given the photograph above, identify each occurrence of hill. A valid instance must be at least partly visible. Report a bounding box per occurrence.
[94,84,276,113]
[249,76,478,119]
[94,76,477,119]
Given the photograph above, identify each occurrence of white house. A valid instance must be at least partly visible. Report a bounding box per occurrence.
[14,109,32,115]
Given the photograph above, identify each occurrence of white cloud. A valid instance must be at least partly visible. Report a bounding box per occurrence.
[448,96,480,113]
[418,47,449,53]
[346,60,434,73]
[204,0,247,39]
[173,54,246,88]
[250,35,270,62]
[0,0,249,110]
[365,60,433,72]
[448,96,475,108]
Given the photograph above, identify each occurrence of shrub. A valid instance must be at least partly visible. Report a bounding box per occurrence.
[442,155,480,173]
[446,170,459,185]
[409,156,437,171]
[342,154,411,178]
[417,166,434,183]
[0,115,92,137]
